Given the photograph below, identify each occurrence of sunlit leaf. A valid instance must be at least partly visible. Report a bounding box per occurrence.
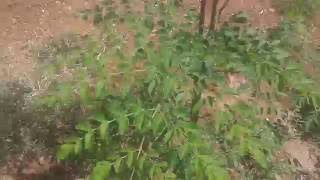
[84,131,94,151]
[96,80,106,98]
[76,121,91,132]
[57,144,74,160]
[114,158,122,173]
[148,80,156,95]
[74,139,82,155]
[118,116,129,135]
[127,151,134,168]
[90,161,111,180]
[99,122,109,141]
[139,155,146,170]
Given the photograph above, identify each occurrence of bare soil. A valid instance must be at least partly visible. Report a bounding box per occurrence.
[184,0,280,28]
[0,0,97,80]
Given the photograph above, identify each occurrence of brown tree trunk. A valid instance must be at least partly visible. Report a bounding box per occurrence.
[199,0,207,33]
[209,0,219,31]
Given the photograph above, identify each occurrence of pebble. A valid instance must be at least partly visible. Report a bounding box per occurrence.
[269,8,276,13]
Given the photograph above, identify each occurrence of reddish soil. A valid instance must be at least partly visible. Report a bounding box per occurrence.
[0,0,97,80]
[184,0,280,28]
[312,13,320,47]
[218,0,280,28]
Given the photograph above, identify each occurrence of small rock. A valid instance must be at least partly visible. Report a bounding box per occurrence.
[259,9,265,15]
[269,8,276,13]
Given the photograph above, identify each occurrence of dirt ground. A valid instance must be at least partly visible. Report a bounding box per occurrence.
[203,0,280,28]
[0,0,319,179]
[0,0,97,80]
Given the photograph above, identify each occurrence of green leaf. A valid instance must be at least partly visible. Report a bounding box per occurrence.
[152,115,164,134]
[149,165,155,179]
[74,139,82,155]
[175,92,185,103]
[96,80,106,98]
[90,161,111,180]
[84,131,94,151]
[148,80,156,95]
[163,130,173,143]
[75,120,91,132]
[167,151,179,168]
[144,15,154,30]
[114,158,122,173]
[79,81,90,103]
[57,144,74,160]
[118,116,129,135]
[139,155,146,170]
[94,112,107,122]
[191,99,202,115]
[165,171,176,180]
[178,144,190,159]
[163,77,174,97]
[99,122,109,141]
[273,48,290,60]
[250,148,268,169]
[127,151,134,168]
[58,84,73,104]
[206,166,230,180]
[136,113,145,131]
[64,136,79,143]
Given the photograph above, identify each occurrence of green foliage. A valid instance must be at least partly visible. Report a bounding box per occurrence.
[38,0,320,179]
[90,161,112,180]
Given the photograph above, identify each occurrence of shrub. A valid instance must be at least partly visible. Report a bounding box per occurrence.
[38,0,319,179]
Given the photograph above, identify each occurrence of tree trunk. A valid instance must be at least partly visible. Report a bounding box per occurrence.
[199,0,207,33]
[209,0,219,31]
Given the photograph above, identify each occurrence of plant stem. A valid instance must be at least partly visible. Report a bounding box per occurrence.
[137,136,145,158]
[130,168,135,180]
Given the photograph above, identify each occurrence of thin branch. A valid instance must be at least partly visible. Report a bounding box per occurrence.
[137,136,145,158]
[130,168,135,180]
[109,69,146,76]
[154,126,167,142]
[218,0,230,22]
[151,104,160,118]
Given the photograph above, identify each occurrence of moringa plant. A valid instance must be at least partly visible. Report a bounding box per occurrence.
[37,0,320,179]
